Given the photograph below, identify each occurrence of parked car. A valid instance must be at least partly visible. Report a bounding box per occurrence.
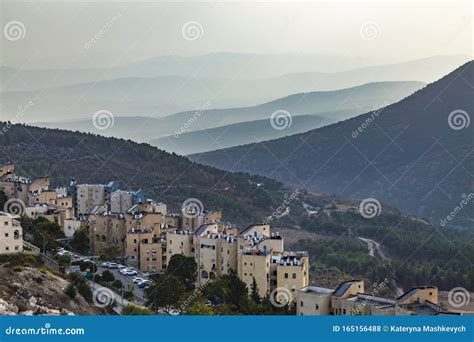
[101,262,111,268]
[123,269,137,276]
[118,264,126,269]
[132,277,145,284]
[108,263,119,269]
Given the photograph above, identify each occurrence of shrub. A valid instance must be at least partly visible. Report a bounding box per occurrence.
[13,266,24,272]
[64,284,77,299]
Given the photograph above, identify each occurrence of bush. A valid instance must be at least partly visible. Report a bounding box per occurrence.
[13,266,24,272]
[64,284,77,299]
[121,304,152,315]
[76,282,93,303]
[101,270,115,282]
[112,279,123,289]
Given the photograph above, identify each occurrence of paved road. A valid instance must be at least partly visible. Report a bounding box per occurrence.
[96,265,146,302]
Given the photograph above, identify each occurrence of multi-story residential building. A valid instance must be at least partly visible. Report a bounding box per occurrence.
[194,224,238,285]
[166,229,194,260]
[138,237,166,273]
[76,184,106,215]
[90,213,127,255]
[275,251,309,296]
[0,212,23,254]
[110,190,133,214]
[182,210,222,231]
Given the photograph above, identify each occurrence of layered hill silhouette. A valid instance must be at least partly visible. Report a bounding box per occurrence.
[190,62,474,227]
[35,81,423,142]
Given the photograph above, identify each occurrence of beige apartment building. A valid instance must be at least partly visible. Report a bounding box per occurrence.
[0,212,23,254]
[297,281,451,316]
[110,190,133,214]
[90,213,127,255]
[76,184,106,215]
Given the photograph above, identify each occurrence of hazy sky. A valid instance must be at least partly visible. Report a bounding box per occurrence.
[1,0,472,69]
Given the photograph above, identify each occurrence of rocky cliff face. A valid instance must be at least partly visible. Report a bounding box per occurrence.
[0,266,104,315]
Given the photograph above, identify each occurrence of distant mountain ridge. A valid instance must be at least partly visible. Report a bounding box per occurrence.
[34,81,425,143]
[190,61,474,227]
[149,115,329,155]
[1,54,467,122]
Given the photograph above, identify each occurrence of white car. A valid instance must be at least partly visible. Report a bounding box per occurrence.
[108,263,119,269]
[123,269,137,276]
[101,262,111,268]
[118,264,126,269]
[132,277,145,284]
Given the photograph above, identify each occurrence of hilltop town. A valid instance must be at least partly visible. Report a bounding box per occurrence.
[0,162,462,316]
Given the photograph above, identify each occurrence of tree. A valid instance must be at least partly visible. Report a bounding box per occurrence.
[70,225,89,255]
[112,279,123,290]
[145,274,185,311]
[250,277,261,304]
[185,299,215,315]
[123,284,135,301]
[203,270,248,311]
[101,270,115,282]
[79,261,97,273]
[166,254,197,290]
[98,245,120,261]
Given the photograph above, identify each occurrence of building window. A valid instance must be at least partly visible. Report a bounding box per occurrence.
[292,273,296,279]
[284,273,288,279]
[300,301,303,307]
[315,304,319,310]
